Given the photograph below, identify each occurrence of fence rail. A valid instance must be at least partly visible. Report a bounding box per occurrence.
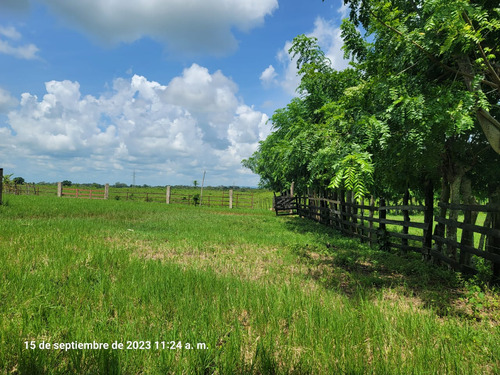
[62,187,106,199]
[1,183,270,210]
[280,193,500,283]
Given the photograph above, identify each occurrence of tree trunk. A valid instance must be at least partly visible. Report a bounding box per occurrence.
[457,55,500,154]
[477,109,500,154]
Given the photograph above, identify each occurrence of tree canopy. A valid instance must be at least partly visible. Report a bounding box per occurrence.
[244,0,499,202]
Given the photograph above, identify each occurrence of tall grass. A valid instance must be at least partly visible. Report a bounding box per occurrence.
[0,196,499,374]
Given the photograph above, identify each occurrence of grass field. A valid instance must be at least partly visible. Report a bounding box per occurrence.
[13,185,274,210]
[1,195,499,374]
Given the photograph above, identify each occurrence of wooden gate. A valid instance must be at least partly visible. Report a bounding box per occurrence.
[274,193,298,216]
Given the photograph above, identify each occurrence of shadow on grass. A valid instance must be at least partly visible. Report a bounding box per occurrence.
[282,216,484,320]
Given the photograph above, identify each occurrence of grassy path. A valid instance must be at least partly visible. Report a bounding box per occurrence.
[0,196,499,374]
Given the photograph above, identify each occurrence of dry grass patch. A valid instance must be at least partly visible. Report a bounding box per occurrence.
[106,235,316,287]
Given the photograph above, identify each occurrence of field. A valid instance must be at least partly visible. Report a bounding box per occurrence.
[1,195,499,374]
[13,184,274,210]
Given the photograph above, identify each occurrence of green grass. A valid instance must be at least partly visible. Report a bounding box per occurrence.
[1,196,499,374]
[16,185,274,209]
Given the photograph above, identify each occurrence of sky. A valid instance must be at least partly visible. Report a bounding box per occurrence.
[0,0,350,187]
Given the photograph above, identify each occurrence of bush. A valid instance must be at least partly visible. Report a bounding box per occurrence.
[193,194,200,206]
[13,177,25,185]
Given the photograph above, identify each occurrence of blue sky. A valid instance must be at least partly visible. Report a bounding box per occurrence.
[0,0,349,187]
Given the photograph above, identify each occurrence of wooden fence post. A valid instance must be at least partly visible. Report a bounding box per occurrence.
[369,195,375,247]
[402,189,410,252]
[490,189,500,283]
[352,194,358,236]
[105,184,109,200]
[57,182,63,197]
[360,197,365,242]
[379,198,386,231]
[492,212,500,283]
[229,189,233,209]
[0,168,3,205]
[166,186,171,204]
[340,190,347,233]
[379,198,389,250]
[423,180,434,260]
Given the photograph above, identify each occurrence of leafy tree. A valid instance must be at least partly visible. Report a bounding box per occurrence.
[2,173,14,186]
[246,2,498,210]
[337,0,500,154]
[62,180,72,187]
[244,36,372,197]
[336,0,500,246]
[13,177,25,185]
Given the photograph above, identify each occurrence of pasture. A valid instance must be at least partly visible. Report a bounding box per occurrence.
[1,195,499,374]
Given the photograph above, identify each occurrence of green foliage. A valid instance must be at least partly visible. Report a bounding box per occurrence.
[192,193,200,206]
[247,0,499,201]
[2,173,14,186]
[341,0,500,152]
[13,177,25,185]
[329,152,374,200]
[1,196,499,373]
[62,180,72,187]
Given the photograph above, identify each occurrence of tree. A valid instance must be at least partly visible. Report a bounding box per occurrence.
[337,0,500,154]
[337,0,500,256]
[13,177,25,185]
[2,173,13,187]
[62,180,72,187]
[244,36,375,197]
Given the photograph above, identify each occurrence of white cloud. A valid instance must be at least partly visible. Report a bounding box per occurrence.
[40,0,278,55]
[1,65,269,185]
[0,25,40,59]
[260,65,278,86]
[0,26,22,40]
[0,87,18,113]
[311,17,350,71]
[337,3,349,19]
[264,13,351,96]
[276,40,301,96]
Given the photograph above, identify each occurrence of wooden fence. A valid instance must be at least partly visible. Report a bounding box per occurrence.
[1,183,45,196]
[1,183,267,209]
[274,193,298,216]
[284,194,500,283]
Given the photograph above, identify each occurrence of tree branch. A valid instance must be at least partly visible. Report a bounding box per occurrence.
[369,10,499,90]
[461,12,500,88]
